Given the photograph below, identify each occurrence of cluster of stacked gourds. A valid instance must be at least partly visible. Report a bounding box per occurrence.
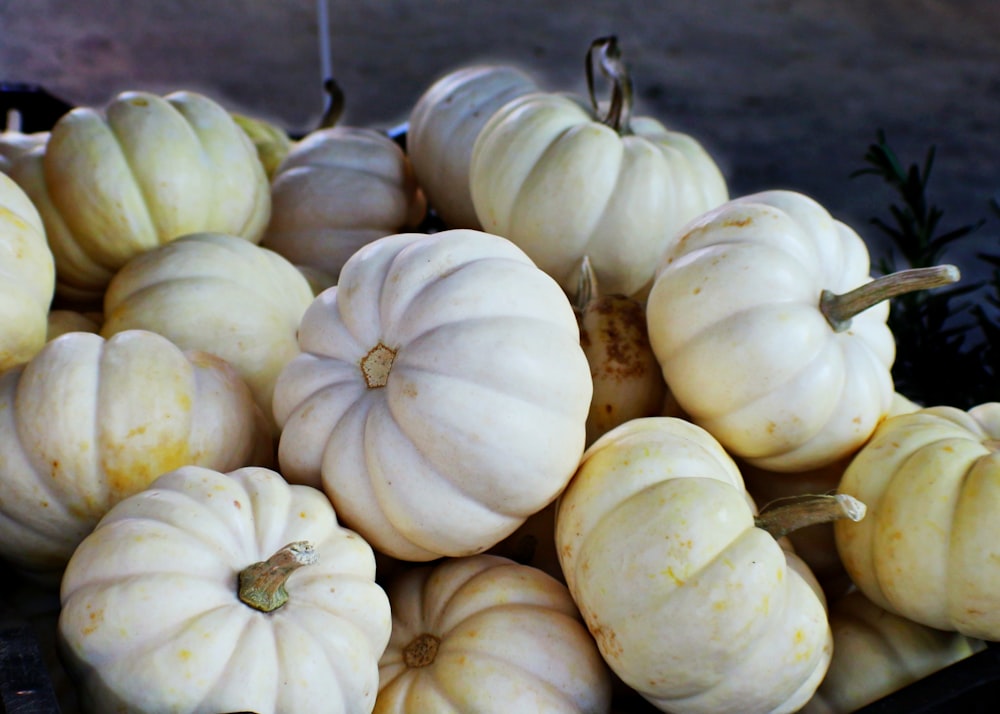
[0,35,996,714]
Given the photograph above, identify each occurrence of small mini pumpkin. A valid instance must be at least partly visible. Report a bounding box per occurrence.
[273,228,592,561]
[646,189,958,472]
[470,37,728,298]
[261,125,427,281]
[407,63,538,229]
[0,329,271,578]
[59,465,392,714]
[101,231,315,435]
[555,417,865,713]
[8,90,270,303]
[376,554,612,713]
[0,171,55,370]
[835,402,1000,640]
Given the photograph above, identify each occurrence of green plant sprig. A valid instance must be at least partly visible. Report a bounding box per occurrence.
[852,131,998,409]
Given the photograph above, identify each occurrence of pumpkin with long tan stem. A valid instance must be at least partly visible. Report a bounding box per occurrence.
[58,465,391,714]
[835,402,1000,640]
[7,90,270,303]
[376,554,612,713]
[273,228,592,562]
[0,329,271,579]
[470,36,728,298]
[0,171,54,370]
[645,189,959,472]
[555,416,866,713]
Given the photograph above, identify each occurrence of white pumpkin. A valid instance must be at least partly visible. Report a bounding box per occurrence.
[101,231,315,435]
[376,554,612,712]
[59,465,392,714]
[470,38,728,298]
[0,171,55,370]
[273,228,592,561]
[407,63,538,229]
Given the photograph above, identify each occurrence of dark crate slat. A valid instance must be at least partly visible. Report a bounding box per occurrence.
[0,619,61,714]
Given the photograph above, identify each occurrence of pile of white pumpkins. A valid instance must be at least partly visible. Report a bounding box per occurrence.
[0,35,997,714]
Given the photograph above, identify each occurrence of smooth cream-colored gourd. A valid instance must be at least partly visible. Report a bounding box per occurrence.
[0,171,55,370]
[801,589,985,714]
[273,228,592,562]
[555,417,859,714]
[835,402,1000,640]
[261,125,427,282]
[470,37,728,298]
[645,189,958,472]
[101,232,315,435]
[59,465,392,714]
[376,554,612,713]
[7,90,270,303]
[407,63,537,229]
[0,329,271,578]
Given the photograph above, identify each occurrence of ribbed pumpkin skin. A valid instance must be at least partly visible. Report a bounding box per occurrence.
[407,64,537,230]
[0,329,271,578]
[273,229,592,562]
[376,554,612,713]
[59,465,391,714]
[8,90,270,303]
[556,417,832,714]
[470,92,728,298]
[101,231,315,435]
[261,126,427,282]
[0,171,54,370]
[835,403,1000,640]
[645,189,896,473]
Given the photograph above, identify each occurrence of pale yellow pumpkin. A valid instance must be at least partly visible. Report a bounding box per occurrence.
[835,402,1000,639]
[801,589,985,714]
[556,416,840,713]
[59,465,391,714]
[101,232,315,435]
[7,90,270,303]
[0,329,271,578]
[261,125,427,282]
[407,63,537,229]
[0,171,55,370]
[376,554,612,713]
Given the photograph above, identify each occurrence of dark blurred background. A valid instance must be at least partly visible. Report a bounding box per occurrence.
[2,0,998,282]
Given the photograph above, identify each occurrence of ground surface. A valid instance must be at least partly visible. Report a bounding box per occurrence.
[2,0,998,282]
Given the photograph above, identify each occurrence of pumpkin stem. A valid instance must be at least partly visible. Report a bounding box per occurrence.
[403,633,441,668]
[585,36,634,135]
[574,255,599,315]
[318,77,346,129]
[754,494,866,540]
[361,342,397,388]
[820,264,960,332]
[238,541,318,613]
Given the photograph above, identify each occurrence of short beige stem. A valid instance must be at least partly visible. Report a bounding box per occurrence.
[574,255,599,314]
[755,494,866,540]
[361,342,396,388]
[238,541,318,613]
[403,633,441,668]
[820,264,960,332]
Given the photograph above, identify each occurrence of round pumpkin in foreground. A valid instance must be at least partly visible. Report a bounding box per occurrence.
[273,228,592,562]
[59,465,391,714]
